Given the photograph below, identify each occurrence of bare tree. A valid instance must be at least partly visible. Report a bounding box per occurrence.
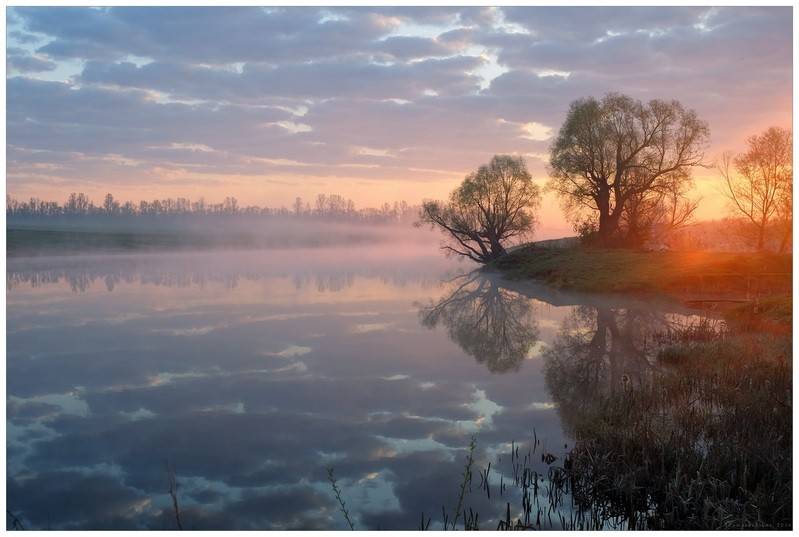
[619,179,700,247]
[292,196,305,216]
[416,154,541,263]
[717,126,792,251]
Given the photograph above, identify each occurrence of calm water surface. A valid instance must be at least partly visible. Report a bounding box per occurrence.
[6,246,703,530]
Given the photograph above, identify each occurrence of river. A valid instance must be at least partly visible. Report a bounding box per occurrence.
[6,246,705,530]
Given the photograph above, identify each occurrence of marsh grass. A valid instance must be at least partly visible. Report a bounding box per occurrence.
[449,436,477,530]
[411,306,792,531]
[6,511,25,531]
[724,294,793,331]
[559,319,792,530]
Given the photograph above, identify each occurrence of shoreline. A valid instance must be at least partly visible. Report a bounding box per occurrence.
[488,245,792,322]
[489,245,792,294]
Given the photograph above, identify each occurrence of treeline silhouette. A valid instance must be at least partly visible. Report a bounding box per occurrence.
[6,192,420,225]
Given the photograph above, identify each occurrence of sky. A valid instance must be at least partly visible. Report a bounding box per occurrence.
[4,5,794,237]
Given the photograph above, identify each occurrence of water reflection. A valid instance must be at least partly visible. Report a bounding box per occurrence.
[536,303,789,530]
[8,251,714,530]
[543,306,689,428]
[7,250,570,530]
[416,272,540,374]
[6,249,459,294]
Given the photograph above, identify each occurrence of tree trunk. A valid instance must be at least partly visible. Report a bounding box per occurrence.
[756,218,767,251]
[778,226,792,253]
[597,211,622,248]
[489,238,506,260]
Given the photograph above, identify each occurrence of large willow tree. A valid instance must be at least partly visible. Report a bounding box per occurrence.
[416,154,541,263]
[548,93,710,247]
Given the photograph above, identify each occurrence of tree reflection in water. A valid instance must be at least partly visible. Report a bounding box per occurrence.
[543,306,679,430]
[537,305,793,530]
[415,272,540,374]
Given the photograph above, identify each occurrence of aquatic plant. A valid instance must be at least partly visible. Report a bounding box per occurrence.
[166,460,184,531]
[326,467,355,530]
[6,511,25,531]
[560,321,792,529]
[450,435,477,530]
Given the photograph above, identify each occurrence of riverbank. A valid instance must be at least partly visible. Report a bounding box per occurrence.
[421,269,793,529]
[490,246,792,297]
[488,245,792,529]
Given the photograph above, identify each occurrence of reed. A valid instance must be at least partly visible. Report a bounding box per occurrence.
[450,435,477,530]
[561,323,792,529]
[417,306,792,531]
[326,467,355,530]
[6,510,25,531]
[166,460,183,531]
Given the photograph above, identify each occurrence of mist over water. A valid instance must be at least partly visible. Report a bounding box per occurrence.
[6,246,705,530]
[7,216,447,258]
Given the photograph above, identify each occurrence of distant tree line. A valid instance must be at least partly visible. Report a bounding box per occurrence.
[668,217,790,253]
[6,192,421,226]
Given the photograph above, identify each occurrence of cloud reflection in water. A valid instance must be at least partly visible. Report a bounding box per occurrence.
[7,249,699,529]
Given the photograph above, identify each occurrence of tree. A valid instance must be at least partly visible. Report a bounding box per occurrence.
[222,196,239,214]
[103,193,120,214]
[64,192,91,215]
[548,93,710,247]
[293,196,305,216]
[618,179,700,247]
[774,171,793,253]
[416,154,541,263]
[192,196,208,214]
[717,126,792,251]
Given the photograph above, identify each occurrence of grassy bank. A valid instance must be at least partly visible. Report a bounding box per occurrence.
[490,247,792,296]
[480,246,793,529]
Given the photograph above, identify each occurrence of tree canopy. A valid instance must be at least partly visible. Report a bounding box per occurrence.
[547,93,710,247]
[717,126,792,252]
[416,154,541,263]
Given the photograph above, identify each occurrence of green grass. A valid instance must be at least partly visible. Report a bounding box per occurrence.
[490,247,792,295]
[724,294,793,328]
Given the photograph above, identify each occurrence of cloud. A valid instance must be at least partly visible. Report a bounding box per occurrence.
[7,48,57,72]
[6,6,792,212]
[262,344,313,358]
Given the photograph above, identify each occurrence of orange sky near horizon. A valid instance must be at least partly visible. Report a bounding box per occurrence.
[4,156,757,237]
